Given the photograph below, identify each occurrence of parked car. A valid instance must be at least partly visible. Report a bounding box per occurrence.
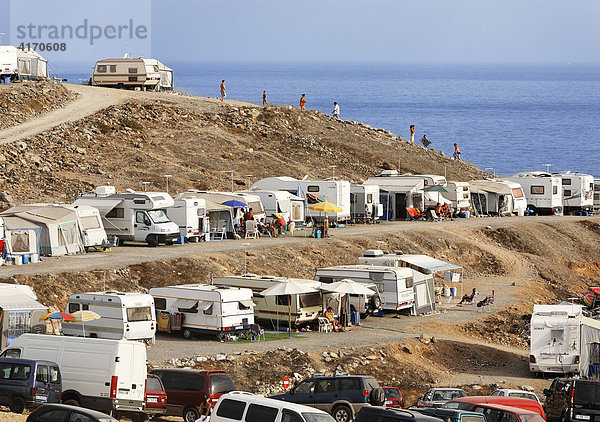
[354,406,443,422]
[149,368,235,422]
[443,396,546,420]
[270,374,385,422]
[212,391,336,422]
[543,378,600,422]
[415,407,486,422]
[145,374,167,417]
[26,404,117,422]
[470,403,545,422]
[383,387,405,408]
[0,357,61,413]
[491,389,540,403]
[417,388,467,408]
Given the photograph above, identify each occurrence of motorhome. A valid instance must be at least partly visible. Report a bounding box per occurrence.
[469,180,526,216]
[75,186,180,246]
[442,181,471,211]
[1,334,147,419]
[530,303,600,376]
[149,284,255,339]
[166,198,209,242]
[62,291,156,342]
[211,274,336,327]
[364,176,424,220]
[0,46,48,81]
[502,172,563,215]
[251,177,351,223]
[238,190,305,226]
[316,264,435,315]
[553,171,594,214]
[92,57,173,90]
[65,204,109,250]
[350,184,383,222]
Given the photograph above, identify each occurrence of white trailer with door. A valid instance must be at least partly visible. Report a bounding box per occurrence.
[0,46,48,81]
[165,198,209,242]
[75,186,180,246]
[502,172,563,215]
[65,204,109,251]
[62,291,156,342]
[553,171,594,214]
[442,181,471,211]
[364,176,425,220]
[469,180,526,216]
[530,303,600,376]
[149,284,255,339]
[237,190,306,226]
[92,57,173,90]
[350,184,383,222]
[251,177,351,223]
[1,334,147,419]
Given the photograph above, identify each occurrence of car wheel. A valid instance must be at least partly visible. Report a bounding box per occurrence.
[333,405,352,422]
[63,398,80,407]
[372,295,382,309]
[370,387,386,406]
[183,407,199,422]
[183,328,193,339]
[147,235,159,247]
[9,396,26,414]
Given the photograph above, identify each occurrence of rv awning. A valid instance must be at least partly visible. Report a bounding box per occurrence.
[205,200,232,212]
[74,199,123,216]
[397,254,462,274]
[239,300,255,308]
[469,181,511,195]
[173,299,198,309]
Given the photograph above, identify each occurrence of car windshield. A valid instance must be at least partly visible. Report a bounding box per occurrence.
[303,413,336,422]
[148,209,171,223]
[508,392,537,401]
[385,388,402,398]
[210,374,235,394]
[433,390,464,401]
[520,415,545,422]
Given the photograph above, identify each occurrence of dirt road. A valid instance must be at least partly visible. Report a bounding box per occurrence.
[0,214,596,278]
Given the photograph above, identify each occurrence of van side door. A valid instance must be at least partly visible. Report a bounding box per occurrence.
[47,366,61,403]
[134,211,151,241]
[34,364,50,403]
[0,361,12,406]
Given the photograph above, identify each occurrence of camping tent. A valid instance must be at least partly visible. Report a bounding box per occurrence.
[0,284,48,349]
[1,216,41,259]
[1,205,85,256]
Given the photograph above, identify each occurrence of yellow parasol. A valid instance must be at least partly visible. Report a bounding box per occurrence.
[308,200,342,213]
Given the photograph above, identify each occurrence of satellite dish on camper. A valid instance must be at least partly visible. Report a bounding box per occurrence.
[301,175,309,181]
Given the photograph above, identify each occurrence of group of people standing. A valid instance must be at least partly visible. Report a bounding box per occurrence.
[409,124,461,161]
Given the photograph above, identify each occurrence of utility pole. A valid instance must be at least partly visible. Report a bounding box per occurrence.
[164,175,172,194]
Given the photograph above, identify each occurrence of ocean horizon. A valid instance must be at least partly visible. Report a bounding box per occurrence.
[59,62,600,178]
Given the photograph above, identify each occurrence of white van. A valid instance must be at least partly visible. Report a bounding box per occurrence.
[149,284,255,339]
[1,334,147,419]
[213,392,335,422]
[502,172,563,215]
[62,291,156,342]
[75,186,180,246]
[166,198,209,242]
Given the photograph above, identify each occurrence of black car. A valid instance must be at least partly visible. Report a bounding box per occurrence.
[543,378,600,422]
[355,406,445,422]
[27,404,117,422]
[270,374,385,422]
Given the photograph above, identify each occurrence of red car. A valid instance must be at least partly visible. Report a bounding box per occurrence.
[383,386,405,408]
[145,374,167,417]
[444,396,546,420]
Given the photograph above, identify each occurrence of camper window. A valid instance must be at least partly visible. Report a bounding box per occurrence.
[203,304,213,315]
[406,277,414,288]
[127,306,153,322]
[318,277,334,284]
[553,185,558,195]
[307,186,320,192]
[80,215,101,230]
[109,65,116,72]
[97,65,107,73]
[106,207,124,218]
[562,178,572,185]
[551,329,564,342]
[299,293,321,308]
[511,188,524,199]
[136,211,150,226]
[82,304,89,310]
[369,272,385,282]
[68,303,80,313]
[531,186,545,195]
[154,297,167,310]
[564,190,572,197]
[128,67,138,73]
[36,365,49,383]
[276,296,291,306]
[367,194,373,203]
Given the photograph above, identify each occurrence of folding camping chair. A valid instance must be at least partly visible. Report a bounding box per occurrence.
[406,207,426,221]
[428,209,442,222]
[210,220,227,241]
[245,220,258,239]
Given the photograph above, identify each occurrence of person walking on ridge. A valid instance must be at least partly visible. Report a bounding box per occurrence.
[262,91,268,107]
[299,94,307,111]
[453,143,461,161]
[421,134,431,148]
[332,102,340,119]
[220,80,226,101]
[410,124,415,143]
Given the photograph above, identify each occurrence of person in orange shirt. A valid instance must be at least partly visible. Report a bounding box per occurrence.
[299,93,307,111]
[220,80,226,101]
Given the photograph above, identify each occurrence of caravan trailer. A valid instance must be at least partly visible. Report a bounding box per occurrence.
[149,284,255,339]
[553,171,594,214]
[442,181,471,211]
[211,275,331,326]
[0,46,48,81]
[502,172,563,215]
[65,204,109,250]
[75,186,179,246]
[62,291,156,342]
[177,191,266,224]
[166,198,209,242]
[92,57,173,90]
[238,190,305,226]
[251,177,351,223]
[364,175,424,220]
[469,180,526,216]
[530,303,600,376]
[350,184,383,222]
[370,171,448,209]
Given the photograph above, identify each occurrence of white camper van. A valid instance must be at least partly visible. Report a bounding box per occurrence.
[238,190,306,226]
[65,204,109,250]
[1,334,147,419]
[149,284,255,339]
[92,57,173,90]
[251,177,351,223]
[211,275,333,326]
[75,186,180,246]
[553,171,594,214]
[530,303,600,376]
[166,198,209,242]
[503,172,563,215]
[350,184,383,222]
[0,46,48,81]
[62,291,156,342]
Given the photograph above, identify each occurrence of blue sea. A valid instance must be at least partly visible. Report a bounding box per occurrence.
[61,62,600,177]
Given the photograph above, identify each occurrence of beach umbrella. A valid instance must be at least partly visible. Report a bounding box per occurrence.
[321,279,375,327]
[40,311,74,335]
[308,200,342,213]
[221,199,248,208]
[70,310,101,337]
[260,280,318,337]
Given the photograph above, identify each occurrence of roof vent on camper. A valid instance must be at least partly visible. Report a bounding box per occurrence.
[376,170,398,177]
[93,185,116,197]
[364,249,385,257]
[393,250,404,255]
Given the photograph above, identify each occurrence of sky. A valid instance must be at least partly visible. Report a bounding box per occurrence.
[0,0,599,66]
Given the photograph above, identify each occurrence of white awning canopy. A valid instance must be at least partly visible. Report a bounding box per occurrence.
[74,199,123,216]
[396,254,462,274]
